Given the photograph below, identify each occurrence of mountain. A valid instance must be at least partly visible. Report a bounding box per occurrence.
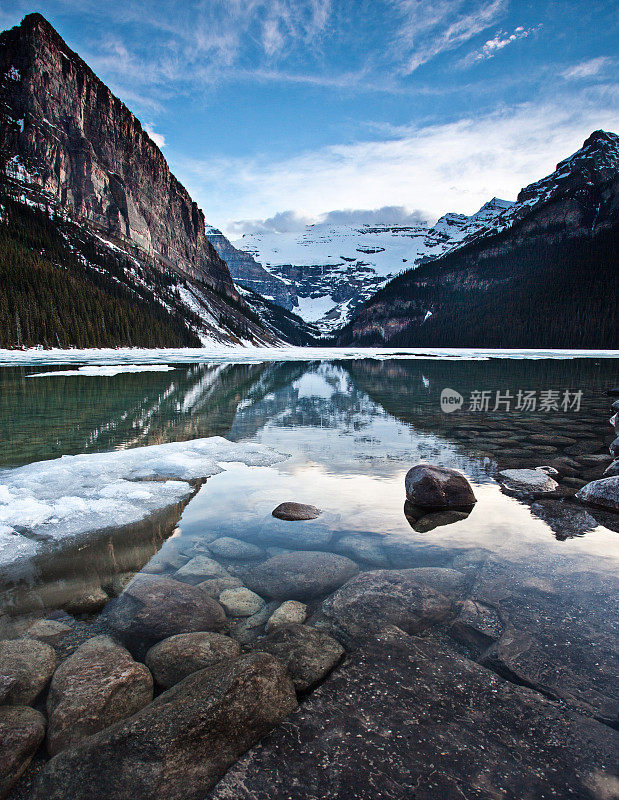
[0,14,288,348]
[228,198,514,333]
[337,130,618,348]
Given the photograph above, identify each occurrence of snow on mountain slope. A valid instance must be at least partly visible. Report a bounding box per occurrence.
[231,198,514,333]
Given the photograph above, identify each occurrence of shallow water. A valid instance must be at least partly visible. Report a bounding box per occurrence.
[1,357,618,674]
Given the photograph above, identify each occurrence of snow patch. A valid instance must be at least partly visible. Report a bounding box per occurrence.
[28,364,175,378]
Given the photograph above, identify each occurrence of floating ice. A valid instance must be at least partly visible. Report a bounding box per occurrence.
[0,437,287,570]
[28,364,175,378]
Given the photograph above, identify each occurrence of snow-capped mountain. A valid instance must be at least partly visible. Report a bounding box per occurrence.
[226,197,514,333]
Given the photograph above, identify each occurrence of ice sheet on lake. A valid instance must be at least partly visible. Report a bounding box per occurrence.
[0,437,287,570]
[1,346,617,368]
[27,364,175,378]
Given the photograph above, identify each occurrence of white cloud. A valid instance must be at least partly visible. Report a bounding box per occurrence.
[230,206,429,235]
[173,99,618,236]
[562,57,613,80]
[459,24,541,68]
[390,0,507,73]
[143,124,166,148]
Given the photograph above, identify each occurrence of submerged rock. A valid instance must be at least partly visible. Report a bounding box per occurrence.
[145,632,241,688]
[0,638,57,706]
[229,602,279,645]
[272,502,321,521]
[266,601,308,632]
[405,465,476,509]
[25,618,72,645]
[219,587,265,617]
[175,555,230,584]
[35,653,298,800]
[0,706,46,800]
[198,575,243,597]
[209,537,264,560]
[240,551,359,601]
[576,476,619,512]
[320,568,465,646]
[105,575,227,655]
[46,636,153,756]
[254,624,344,692]
[449,599,503,655]
[207,630,617,800]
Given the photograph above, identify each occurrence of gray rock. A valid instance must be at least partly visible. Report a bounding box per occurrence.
[207,630,617,800]
[229,602,279,645]
[35,653,298,800]
[209,537,264,560]
[576,476,619,512]
[219,588,265,617]
[0,706,46,800]
[612,399,619,412]
[254,624,344,692]
[47,635,153,756]
[104,575,227,656]
[197,575,243,598]
[266,601,308,632]
[320,568,464,646]
[25,619,72,644]
[449,600,503,655]
[0,638,57,706]
[333,534,390,567]
[145,632,241,688]
[240,551,359,601]
[610,436,619,456]
[498,468,559,493]
[62,586,109,615]
[603,459,619,477]
[405,465,476,509]
[272,502,321,521]
[175,555,230,585]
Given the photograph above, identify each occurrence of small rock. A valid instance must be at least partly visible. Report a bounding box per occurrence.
[175,555,230,584]
[0,706,46,800]
[603,459,619,477]
[254,624,344,692]
[144,632,241,689]
[240,551,359,601]
[405,464,476,509]
[63,586,109,615]
[34,654,298,800]
[0,639,57,706]
[498,468,559,494]
[219,587,265,617]
[535,465,559,476]
[25,619,72,645]
[209,537,264,560]
[272,502,321,521]
[197,575,243,598]
[46,636,153,756]
[610,412,619,434]
[266,601,308,632]
[576,476,619,512]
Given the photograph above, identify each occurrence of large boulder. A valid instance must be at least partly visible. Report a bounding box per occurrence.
[206,630,618,800]
[576,476,619,512]
[240,552,359,601]
[405,465,476,509]
[0,639,57,706]
[498,468,559,494]
[104,575,227,656]
[145,632,241,689]
[272,502,321,521]
[35,653,298,800]
[0,706,46,800]
[46,636,153,756]
[254,624,344,692]
[320,568,465,646]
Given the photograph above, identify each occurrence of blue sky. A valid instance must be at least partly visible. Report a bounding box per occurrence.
[2,1,617,236]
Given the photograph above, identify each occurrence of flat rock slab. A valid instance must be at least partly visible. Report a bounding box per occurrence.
[240,551,359,601]
[145,632,241,688]
[0,706,46,800]
[272,502,321,521]
[498,468,559,493]
[320,568,466,646]
[104,575,227,656]
[35,653,298,800]
[47,635,153,755]
[207,630,618,800]
[208,537,264,560]
[0,638,57,706]
[254,624,344,692]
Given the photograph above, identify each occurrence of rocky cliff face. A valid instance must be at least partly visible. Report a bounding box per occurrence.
[338,131,618,348]
[0,13,232,294]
